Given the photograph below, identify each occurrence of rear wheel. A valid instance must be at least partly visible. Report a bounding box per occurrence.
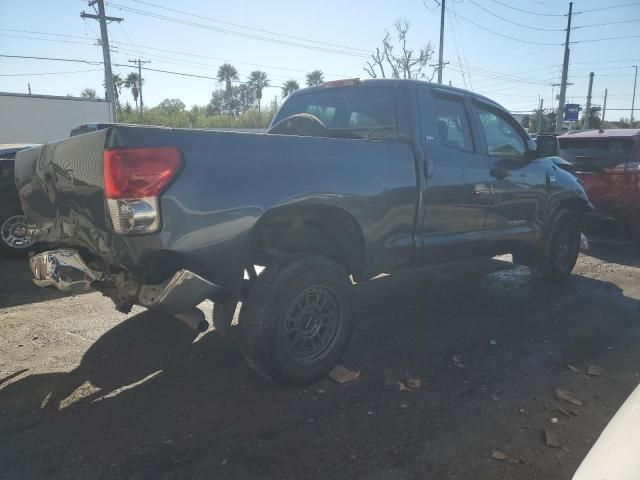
[0,212,34,258]
[238,255,353,385]
[530,209,581,281]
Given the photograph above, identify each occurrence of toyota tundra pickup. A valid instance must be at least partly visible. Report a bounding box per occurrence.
[16,79,591,384]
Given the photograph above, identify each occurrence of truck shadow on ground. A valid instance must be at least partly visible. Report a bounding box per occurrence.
[0,258,81,309]
[0,256,638,479]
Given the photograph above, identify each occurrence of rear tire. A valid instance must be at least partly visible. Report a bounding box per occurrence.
[530,209,581,282]
[0,211,33,258]
[238,255,353,385]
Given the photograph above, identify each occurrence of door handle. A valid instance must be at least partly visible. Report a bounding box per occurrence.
[490,166,508,180]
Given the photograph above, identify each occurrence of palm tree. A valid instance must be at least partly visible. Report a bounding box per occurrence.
[305,70,324,87]
[247,70,269,113]
[124,72,142,113]
[103,74,124,111]
[217,63,238,97]
[282,79,300,98]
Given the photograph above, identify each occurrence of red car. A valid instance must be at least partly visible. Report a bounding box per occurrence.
[558,129,640,239]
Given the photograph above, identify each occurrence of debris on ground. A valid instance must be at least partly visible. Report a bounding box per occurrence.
[489,339,497,346]
[566,364,582,374]
[315,388,326,395]
[550,417,558,424]
[491,394,499,402]
[490,451,508,461]
[329,365,360,384]
[399,403,408,409]
[405,377,421,389]
[545,429,562,448]
[453,355,465,368]
[554,388,584,406]
[587,365,603,376]
[384,378,409,392]
[554,407,571,417]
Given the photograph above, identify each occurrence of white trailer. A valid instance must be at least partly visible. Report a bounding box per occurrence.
[0,92,112,144]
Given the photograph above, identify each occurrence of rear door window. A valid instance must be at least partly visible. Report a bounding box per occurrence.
[432,95,474,152]
[558,138,634,171]
[274,86,397,140]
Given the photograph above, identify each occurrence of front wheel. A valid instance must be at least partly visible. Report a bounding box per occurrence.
[530,209,581,282]
[238,256,353,385]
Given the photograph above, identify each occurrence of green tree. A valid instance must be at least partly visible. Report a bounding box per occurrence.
[282,79,300,97]
[305,70,324,86]
[578,109,602,129]
[247,70,270,113]
[124,72,142,112]
[80,87,97,99]
[207,85,255,117]
[103,74,124,111]
[217,63,239,98]
[157,98,186,114]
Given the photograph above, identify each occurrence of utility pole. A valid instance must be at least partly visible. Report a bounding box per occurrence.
[556,1,573,133]
[437,0,445,84]
[632,65,638,125]
[81,0,123,121]
[537,97,544,133]
[584,72,594,129]
[602,88,607,124]
[128,59,150,116]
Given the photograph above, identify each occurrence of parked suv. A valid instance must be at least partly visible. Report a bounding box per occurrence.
[558,129,640,239]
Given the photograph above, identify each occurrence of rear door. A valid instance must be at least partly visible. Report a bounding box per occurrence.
[416,86,492,263]
[472,101,547,247]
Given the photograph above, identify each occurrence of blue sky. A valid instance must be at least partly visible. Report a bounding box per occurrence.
[1,0,638,119]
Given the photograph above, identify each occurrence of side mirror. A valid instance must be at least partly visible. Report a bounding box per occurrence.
[535,134,560,157]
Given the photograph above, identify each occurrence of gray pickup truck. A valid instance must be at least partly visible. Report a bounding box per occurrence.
[16,79,591,384]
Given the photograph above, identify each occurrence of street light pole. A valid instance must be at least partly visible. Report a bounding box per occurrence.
[631,65,638,125]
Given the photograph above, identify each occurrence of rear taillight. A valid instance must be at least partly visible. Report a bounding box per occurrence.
[102,147,182,235]
[603,162,640,174]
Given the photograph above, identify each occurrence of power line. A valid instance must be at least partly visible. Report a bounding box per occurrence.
[444,7,562,45]
[0,53,103,65]
[468,0,565,31]
[487,0,566,17]
[573,18,640,29]
[0,69,103,77]
[0,33,96,46]
[128,0,369,53]
[105,2,370,58]
[573,35,640,44]
[575,1,640,14]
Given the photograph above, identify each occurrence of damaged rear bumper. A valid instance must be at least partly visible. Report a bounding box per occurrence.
[29,249,220,314]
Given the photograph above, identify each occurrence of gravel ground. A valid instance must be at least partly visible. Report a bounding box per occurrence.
[0,239,639,480]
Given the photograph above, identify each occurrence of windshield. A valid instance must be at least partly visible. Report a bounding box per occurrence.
[558,137,634,171]
[274,86,397,140]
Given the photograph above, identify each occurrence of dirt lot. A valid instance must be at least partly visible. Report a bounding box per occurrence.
[1,240,639,480]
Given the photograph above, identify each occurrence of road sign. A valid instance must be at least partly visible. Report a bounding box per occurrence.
[565,104,581,121]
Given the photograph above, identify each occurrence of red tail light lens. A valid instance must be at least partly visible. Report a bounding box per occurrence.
[103,147,182,199]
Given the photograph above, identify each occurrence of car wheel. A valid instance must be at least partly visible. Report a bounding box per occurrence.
[0,212,34,258]
[238,255,353,385]
[530,209,581,282]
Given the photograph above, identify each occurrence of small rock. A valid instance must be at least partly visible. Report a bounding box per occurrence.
[554,388,584,406]
[406,377,421,389]
[491,451,508,461]
[489,339,497,346]
[519,408,526,414]
[399,403,408,409]
[551,417,558,424]
[567,364,582,374]
[329,365,360,384]
[545,429,561,448]
[453,355,465,368]
[587,365,603,376]
[367,411,373,416]
[32,336,38,341]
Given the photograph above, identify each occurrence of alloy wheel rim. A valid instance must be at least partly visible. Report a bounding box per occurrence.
[282,285,342,365]
[1,215,34,249]
[555,224,578,270]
